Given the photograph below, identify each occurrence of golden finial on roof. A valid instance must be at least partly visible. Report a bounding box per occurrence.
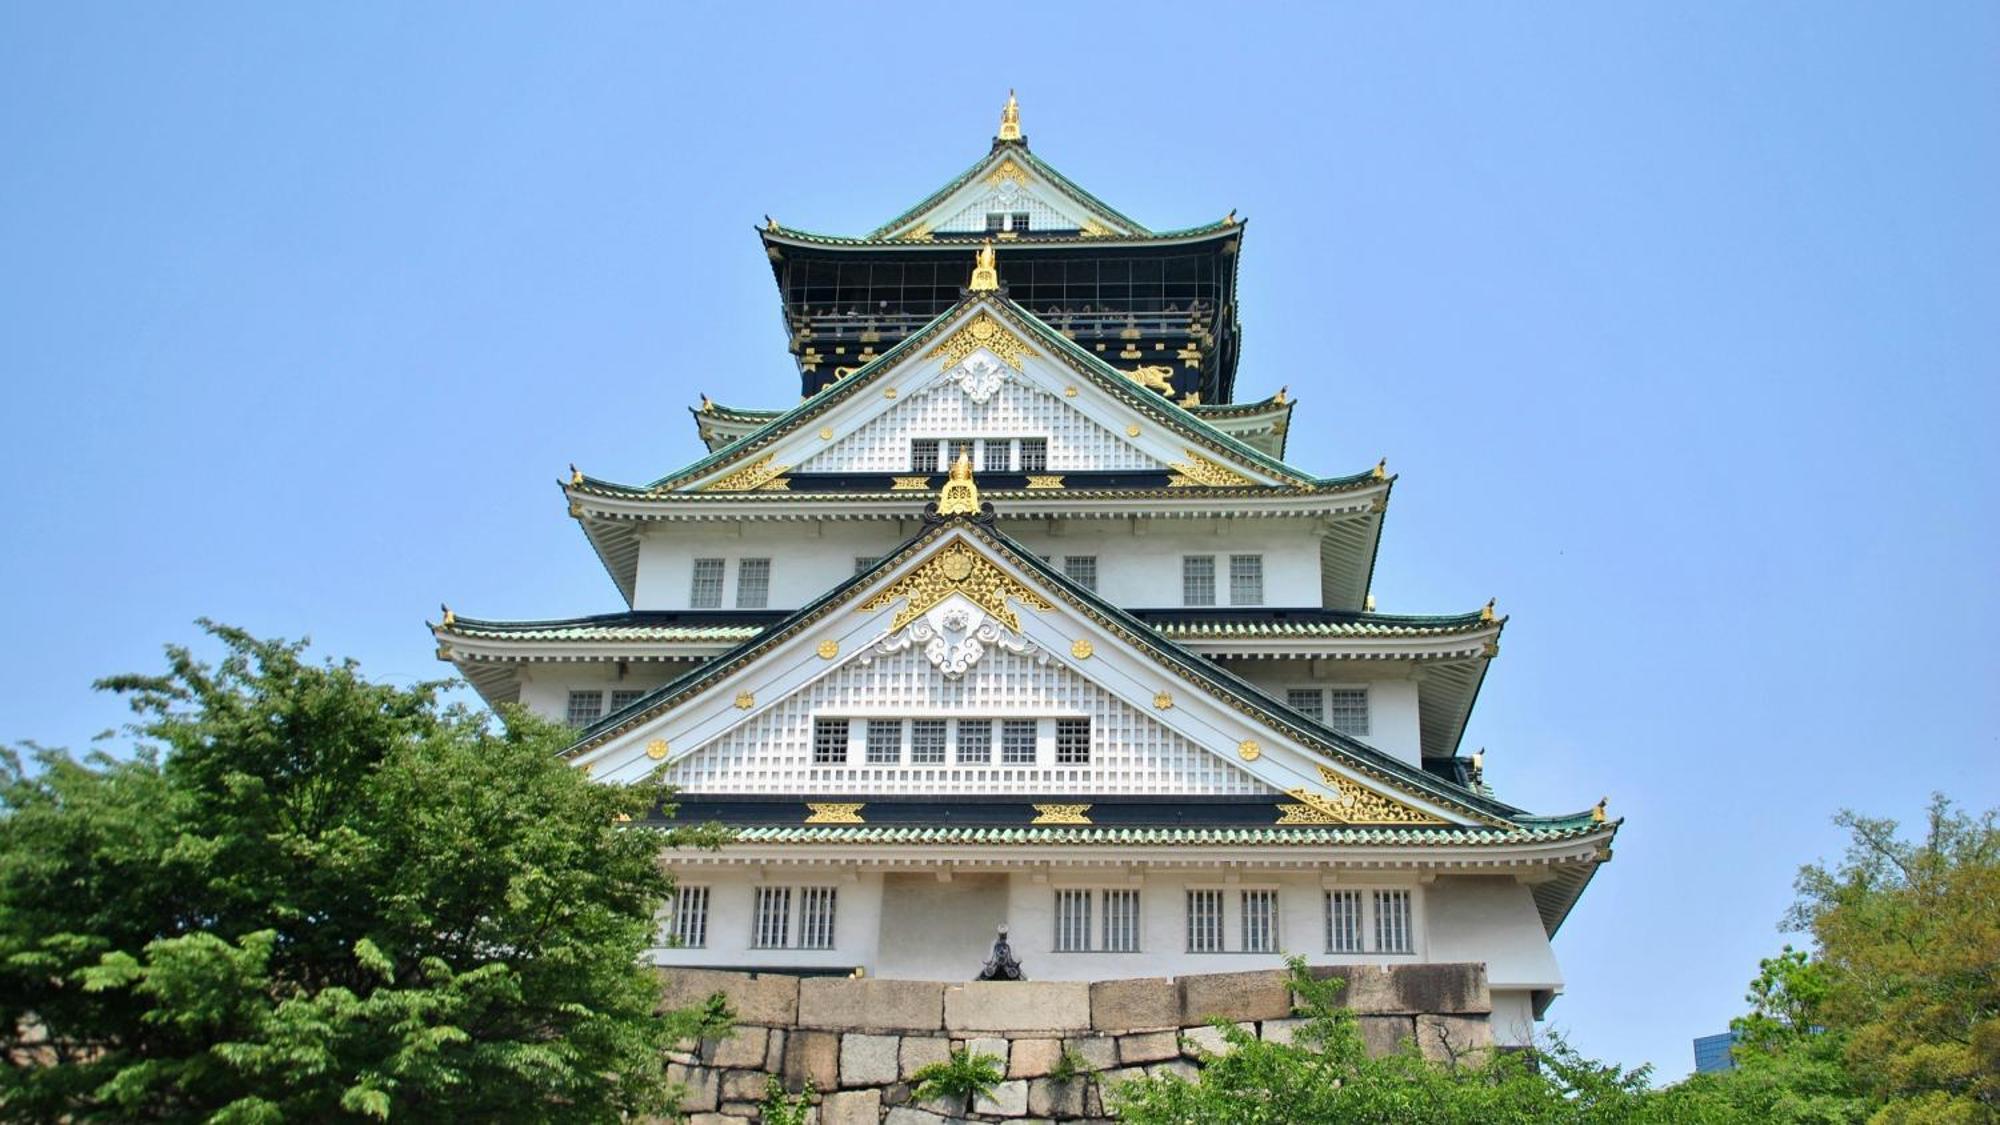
[969,240,1000,292]
[997,89,1021,141]
[1592,797,1608,823]
[1223,209,1237,225]
[569,463,582,486]
[1471,748,1485,773]
[1372,458,1387,481]
[765,214,776,231]
[1274,385,1288,405]
[936,451,982,516]
[440,603,455,627]
[1480,598,1497,623]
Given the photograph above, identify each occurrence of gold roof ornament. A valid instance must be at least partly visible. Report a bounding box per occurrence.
[1480,598,1497,623]
[569,463,583,486]
[699,394,714,414]
[440,603,455,627]
[1592,797,1608,823]
[1364,593,1377,612]
[936,451,982,516]
[969,240,1000,293]
[764,214,776,231]
[997,89,1021,141]
[1274,385,1288,405]
[1223,209,1237,225]
[1372,458,1387,481]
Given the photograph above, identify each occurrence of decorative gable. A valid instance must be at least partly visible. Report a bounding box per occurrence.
[880,149,1139,241]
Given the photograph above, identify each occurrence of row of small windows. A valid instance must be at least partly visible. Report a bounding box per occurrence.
[1285,687,1372,738]
[699,551,1255,605]
[911,437,1048,474]
[985,211,1031,233]
[691,557,771,609]
[812,717,1089,766]
[1183,554,1262,606]
[662,885,838,951]
[567,688,648,726]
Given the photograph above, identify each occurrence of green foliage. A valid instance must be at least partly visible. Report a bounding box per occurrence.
[759,1075,815,1125]
[0,622,728,1123]
[910,1047,1005,1105]
[1049,1044,1089,1085]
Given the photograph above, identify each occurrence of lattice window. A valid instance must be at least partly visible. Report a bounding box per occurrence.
[957,719,992,764]
[799,887,838,950]
[1325,890,1363,953]
[690,558,725,608]
[854,556,877,574]
[982,439,1012,473]
[1374,889,1413,954]
[1229,554,1264,606]
[866,719,902,765]
[937,189,1081,235]
[911,439,941,473]
[736,558,771,609]
[1062,555,1098,592]
[1242,889,1279,953]
[910,719,947,764]
[1183,556,1216,607]
[666,886,709,948]
[1286,688,1325,722]
[609,689,645,713]
[752,886,792,949]
[1019,438,1048,472]
[800,380,1155,474]
[985,213,1005,233]
[1187,890,1225,953]
[1327,688,1370,737]
[1055,889,1092,953]
[1010,212,1030,232]
[1001,719,1037,765]
[1055,718,1091,765]
[566,690,604,727]
[813,718,849,765]
[1104,889,1141,952]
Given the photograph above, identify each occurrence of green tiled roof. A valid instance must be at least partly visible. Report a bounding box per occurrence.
[766,218,1237,249]
[865,140,1155,240]
[683,820,1612,847]
[446,619,766,644]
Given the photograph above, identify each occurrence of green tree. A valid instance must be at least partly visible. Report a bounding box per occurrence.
[0,623,726,1123]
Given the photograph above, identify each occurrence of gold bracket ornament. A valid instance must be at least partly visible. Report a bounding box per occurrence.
[891,476,932,491]
[1275,766,1447,825]
[806,803,866,824]
[927,310,1037,371]
[1024,475,1065,490]
[1032,803,1092,825]
[702,454,792,493]
[859,539,1053,633]
[1167,450,1255,488]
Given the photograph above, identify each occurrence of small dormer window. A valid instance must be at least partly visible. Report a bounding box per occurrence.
[985,213,1006,233]
[1010,212,1030,232]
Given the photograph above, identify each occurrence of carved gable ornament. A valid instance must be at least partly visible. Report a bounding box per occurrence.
[945,353,1010,405]
[926,311,1038,371]
[859,539,1053,633]
[865,599,1044,680]
[1275,765,1448,826]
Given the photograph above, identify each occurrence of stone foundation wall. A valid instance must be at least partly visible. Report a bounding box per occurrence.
[654,963,1492,1124]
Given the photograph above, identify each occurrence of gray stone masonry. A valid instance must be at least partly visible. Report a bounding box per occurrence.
[1006,1038,1062,1079]
[1087,977,1178,1032]
[1116,1030,1179,1065]
[1178,1022,1252,1058]
[823,1088,883,1125]
[945,982,1090,1034]
[1060,1035,1118,1072]
[973,1079,1028,1117]
[659,969,800,1027]
[899,1035,951,1080]
[707,1026,770,1070]
[841,1034,902,1087]
[668,1062,720,1113]
[803,979,947,1033]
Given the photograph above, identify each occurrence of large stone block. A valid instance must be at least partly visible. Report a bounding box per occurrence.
[1260,1018,1306,1045]
[719,1069,768,1103]
[967,1036,1010,1065]
[1416,1013,1495,1063]
[884,1109,957,1125]
[973,1078,1029,1117]
[944,981,1091,1033]
[1396,964,1490,1016]
[800,978,946,1032]
[1090,976,1179,1032]
[667,1063,720,1113]
[1029,1075,1088,1117]
[1148,1058,1199,1082]
[899,1035,951,1080]
[1117,1030,1179,1065]
[1007,1037,1062,1079]
[822,1088,882,1125]
[1179,1022,1251,1058]
[704,1026,769,1070]
[840,1033,901,1087]
[764,1028,787,1072]
[1179,969,1293,1024]
[658,968,801,1027]
[1358,1015,1416,1058]
[1061,1034,1119,1072]
[782,1029,841,1092]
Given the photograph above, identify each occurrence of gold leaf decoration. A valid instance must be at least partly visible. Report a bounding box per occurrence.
[1078,218,1113,238]
[1237,740,1262,761]
[702,454,791,493]
[890,476,933,491]
[1070,638,1094,659]
[1031,803,1093,825]
[816,639,839,659]
[645,739,669,761]
[1287,765,1449,825]
[1167,450,1255,488]
[984,157,1031,188]
[1024,475,1065,490]
[1152,691,1174,710]
[926,311,1039,371]
[1122,365,1175,394]
[857,540,1053,633]
[734,691,755,710]
[806,803,866,824]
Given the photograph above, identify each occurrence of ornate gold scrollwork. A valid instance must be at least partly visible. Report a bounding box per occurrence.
[1031,803,1092,825]
[858,540,1053,633]
[702,454,792,493]
[926,311,1038,371]
[1167,450,1255,488]
[806,803,866,824]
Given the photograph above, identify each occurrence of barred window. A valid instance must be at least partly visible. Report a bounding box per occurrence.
[1187,889,1225,953]
[1374,889,1413,954]
[812,718,849,765]
[1055,718,1091,765]
[1055,889,1093,953]
[910,719,947,764]
[1242,890,1279,953]
[735,558,771,609]
[1001,720,1037,765]
[666,886,709,948]
[985,213,1005,233]
[982,439,1011,473]
[956,719,992,764]
[866,720,902,765]
[566,690,604,727]
[1229,554,1264,605]
[1183,556,1216,606]
[854,556,877,574]
[799,887,838,950]
[752,886,792,949]
[1104,889,1141,952]
[1010,211,1030,232]
[1325,890,1364,953]
[1061,555,1098,592]
[1286,688,1325,722]
[1018,438,1048,472]
[1327,688,1370,737]
[911,439,942,473]
[690,558,725,608]
[609,689,645,713]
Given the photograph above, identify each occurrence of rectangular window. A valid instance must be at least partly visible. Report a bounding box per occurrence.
[1286,688,1325,722]
[1104,889,1141,952]
[1061,555,1098,592]
[1001,720,1037,765]
[956,719,992,764]
[1187,889,1225,953]
[609,689,645,713]
[1229,554,1264,605]
[1055,889,1093,953]
[799,887,838,950]
[1327,688,1370,737]
[985,213,1005,233]
[735,558,771,609]
[1183,556,1216,606]
[982,439,1011,473]
[1242,890,1279,954]
[1018,438,1048,472]
[1055,718,1091,765]
[1374,889,1413,954]
[566,690,604,727]
[1325,890,1363,953]
[667,886,709,948]
[910,719,947,764]
[690,558,725,608]
[854,556,877,574]
[753,886,792,949]
[911,439,941,473]
[1010,212,1030,232]
[866,719,902,765]
[812,718,849,765]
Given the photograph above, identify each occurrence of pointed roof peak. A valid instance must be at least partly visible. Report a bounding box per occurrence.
[996,89,1022,142]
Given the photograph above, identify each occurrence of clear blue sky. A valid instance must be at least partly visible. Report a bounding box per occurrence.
[3,2,1994,1080]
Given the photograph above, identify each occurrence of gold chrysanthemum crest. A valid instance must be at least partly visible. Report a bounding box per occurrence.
[859,540,1052,633]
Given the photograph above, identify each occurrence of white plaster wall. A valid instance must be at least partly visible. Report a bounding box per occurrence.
[1421,876,1563,992]
[515,663,696,725]
[1490,989,1539,1047]
[1227,663,1425,766]
[632,523,901,610]
[644,867,883,973]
